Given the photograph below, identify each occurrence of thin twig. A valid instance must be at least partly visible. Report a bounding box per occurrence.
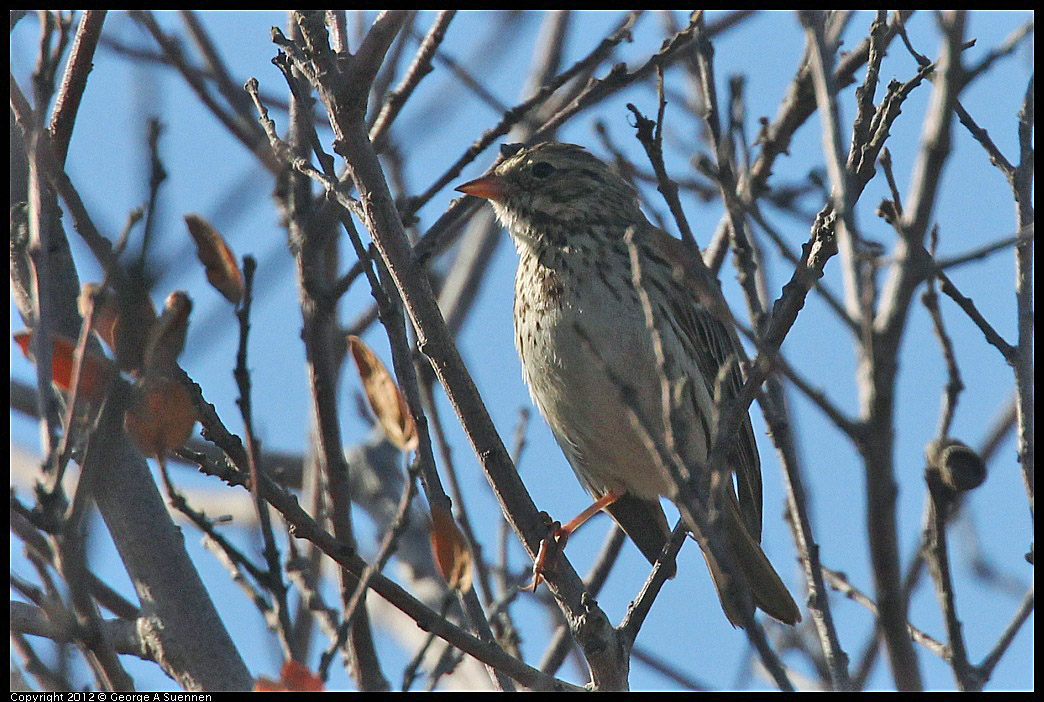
[48,10,106,166]
[232,255,296,659]
[820,566,948,660]
[922,228,964,440]
[370,10,456,148]
[922,474,977,690]
[182,431,580,691]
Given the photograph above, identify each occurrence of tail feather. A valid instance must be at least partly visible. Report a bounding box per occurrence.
[604,493,678,579]
[699,499,801,628]
[603,491,800,628]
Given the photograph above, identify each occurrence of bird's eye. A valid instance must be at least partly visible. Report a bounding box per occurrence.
[532,162,555,178]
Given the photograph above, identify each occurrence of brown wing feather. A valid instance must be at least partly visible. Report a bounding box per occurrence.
[641,226,802,626]
[644,226,763,540]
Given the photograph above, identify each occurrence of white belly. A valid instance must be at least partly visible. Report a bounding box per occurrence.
[514,258,711,502]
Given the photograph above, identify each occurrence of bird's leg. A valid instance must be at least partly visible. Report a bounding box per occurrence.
[521,489,622,591]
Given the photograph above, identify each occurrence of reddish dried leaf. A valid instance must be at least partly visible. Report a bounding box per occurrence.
[429,502,473,593]
[280,661,324,692]
[143,291,192,375]
[347,335,418,452]
[13,330,114,402]
[253,678,284,693]
[254,661,325,692]
[185,214,243,304]
[13,331,30,356]
[123,376,198,457]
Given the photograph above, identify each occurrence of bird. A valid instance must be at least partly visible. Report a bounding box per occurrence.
[455,142,800,628]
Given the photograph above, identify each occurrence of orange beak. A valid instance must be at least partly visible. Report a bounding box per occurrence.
[455,174,508,201]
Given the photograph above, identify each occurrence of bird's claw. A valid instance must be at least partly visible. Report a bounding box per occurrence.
[521,518,568,592]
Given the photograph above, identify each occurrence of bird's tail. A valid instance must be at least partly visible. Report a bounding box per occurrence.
[696,497,802,628]
[604,490,800,628]
[604,493,678,579]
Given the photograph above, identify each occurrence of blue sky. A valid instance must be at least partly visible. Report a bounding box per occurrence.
[11,10,1033,691]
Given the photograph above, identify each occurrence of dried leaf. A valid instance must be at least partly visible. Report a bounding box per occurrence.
[429,502,473,593]
[78,282,157,372]
[78,283,118,350]
[185,213,243,304]
[253,679,283,693]
[254,661,324,692]
[347,335,418,452]
[123,376,198,457]
[13,330,114,402]
[143,291,192,375]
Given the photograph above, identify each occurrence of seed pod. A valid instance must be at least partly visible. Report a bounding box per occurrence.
[925,438,987,493]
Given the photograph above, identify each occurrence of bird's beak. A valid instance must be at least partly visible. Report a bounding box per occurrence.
[455,174,508,201]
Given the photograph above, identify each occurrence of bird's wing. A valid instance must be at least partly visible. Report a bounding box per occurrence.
[642,226,763,541]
